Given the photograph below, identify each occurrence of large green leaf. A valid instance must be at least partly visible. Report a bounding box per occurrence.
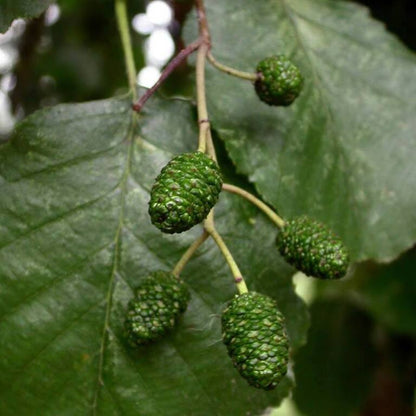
[293,299,377,416]
[186,0,416,262]
[0,96,308,415]
[0,0,53,32]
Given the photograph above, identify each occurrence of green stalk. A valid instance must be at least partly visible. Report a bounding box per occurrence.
[196,42,210,154]
[115,0,137,99]
[204,212,248,295]
[172,231,209,277]
[207,52,258,82]
[222,183,285,228]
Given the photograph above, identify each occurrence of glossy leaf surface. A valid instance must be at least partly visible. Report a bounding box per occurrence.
[186,0,416,262]
[0,96,308,415]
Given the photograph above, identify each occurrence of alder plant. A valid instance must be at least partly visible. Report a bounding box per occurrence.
[0,0,415,415]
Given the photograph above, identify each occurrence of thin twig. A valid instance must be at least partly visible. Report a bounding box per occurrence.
[194,0,216,160]
[207,52,258,81]
[196,42,210,153]
[222,183,285,228]
[204,212,248,294]
[132,39,202,112]
[172,231,209,277]
[195,0,211,43]
[205,130,217,162]
[115,0,138,99]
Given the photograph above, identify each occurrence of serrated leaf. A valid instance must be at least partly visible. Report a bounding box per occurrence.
[186,0,416,262]
[0,0,53,32]
[293,299,377,416]
[0,96,308,415]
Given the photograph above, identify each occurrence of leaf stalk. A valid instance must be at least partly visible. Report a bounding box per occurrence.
[207,52,258,82]
[204,212,248,295]
[115,0,138,99]
[172,231,209,277]
[222,183,286,228]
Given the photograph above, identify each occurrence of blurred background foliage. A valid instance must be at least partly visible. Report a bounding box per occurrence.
[0,0,415,415]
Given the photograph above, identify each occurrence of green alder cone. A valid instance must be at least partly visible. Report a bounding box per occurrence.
[255,55,303,106]
[222,292,289,390]
[276,216,350,279]
[148,151,223,233]
[125,271,190,346]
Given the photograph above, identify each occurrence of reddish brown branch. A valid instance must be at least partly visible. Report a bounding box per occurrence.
[132,0,213,113]
[194,0,211,44]
[132,38,202,113]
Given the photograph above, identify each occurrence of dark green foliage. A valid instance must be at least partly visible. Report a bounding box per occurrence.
[201,0,416,263]
[0,97,306,414]
[254,55,303,106]
[148,151,223,233]
[222,292,289,390]
[357,248,416,335]
[1,0,415,412]
[125,271,190,346]
[0,0,52,32]
[276,216,350,279]
[293,300,377,416]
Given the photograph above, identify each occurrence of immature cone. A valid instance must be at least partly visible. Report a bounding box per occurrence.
[276,216,350,279]
[125,271,190,346]
[149,151,223,233]
[255,55,303,106]
[222,292,289,390]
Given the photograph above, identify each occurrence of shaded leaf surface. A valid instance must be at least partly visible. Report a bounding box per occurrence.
[189,0,416,262]
[356,248,416,335]
[0,96,308,415]
[0,0,53,32]
[293,299,377,416]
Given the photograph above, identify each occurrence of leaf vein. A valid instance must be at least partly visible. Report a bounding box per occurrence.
[4,298,105,390]
[1,140,124,185]
[0,241,114,322]
[0,183,120,251]
[91,112,136,414]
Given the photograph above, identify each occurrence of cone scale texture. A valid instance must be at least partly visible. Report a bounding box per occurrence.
[125,271,190,346]
[222,292,289,390]
[149,152,223,234]
[276,216,350,279]
[255,55,303,106]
